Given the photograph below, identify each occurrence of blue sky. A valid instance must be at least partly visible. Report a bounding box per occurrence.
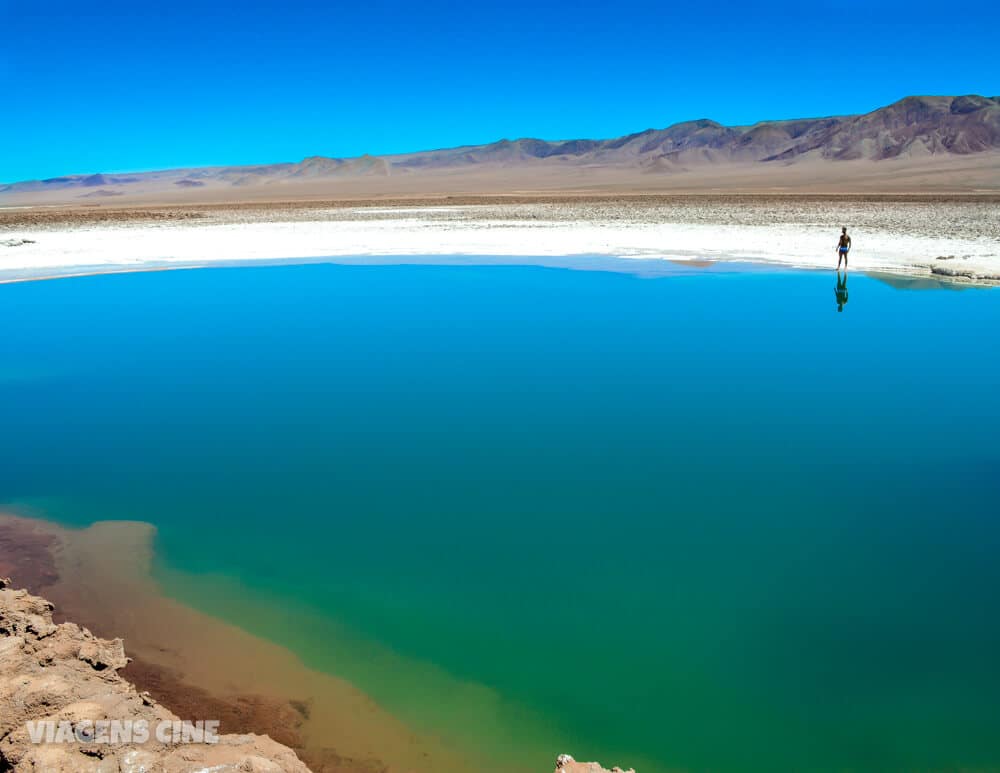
[2,0,997,182]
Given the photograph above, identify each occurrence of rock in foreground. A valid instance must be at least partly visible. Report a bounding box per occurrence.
[1,576,635,773]
[0,577,311,772]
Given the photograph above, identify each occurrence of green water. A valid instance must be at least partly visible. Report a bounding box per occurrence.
[2,263,999,772]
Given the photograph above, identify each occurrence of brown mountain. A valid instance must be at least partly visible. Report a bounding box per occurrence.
[3,95,998,198]
[763,95,1000,162]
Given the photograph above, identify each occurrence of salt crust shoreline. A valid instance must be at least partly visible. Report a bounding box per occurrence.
[1,201,998,284]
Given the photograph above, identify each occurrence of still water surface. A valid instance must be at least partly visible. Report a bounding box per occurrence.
[1,263,999,772]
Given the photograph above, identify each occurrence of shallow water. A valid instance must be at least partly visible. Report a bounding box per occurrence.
[2,262,999,772]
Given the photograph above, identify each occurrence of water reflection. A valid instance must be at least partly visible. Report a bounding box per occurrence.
[835,271,849,312]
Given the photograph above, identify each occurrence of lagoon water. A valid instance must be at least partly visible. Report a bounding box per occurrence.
[2,262,999,772]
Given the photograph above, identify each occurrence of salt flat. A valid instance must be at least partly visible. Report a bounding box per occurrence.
[1,196,998,282]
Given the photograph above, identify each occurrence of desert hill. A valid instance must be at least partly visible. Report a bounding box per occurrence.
[3,95,999,203]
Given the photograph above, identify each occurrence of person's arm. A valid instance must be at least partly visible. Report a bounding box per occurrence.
[847,236,852,250]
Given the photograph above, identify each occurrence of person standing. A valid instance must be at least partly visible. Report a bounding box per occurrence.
[836,227,851,270]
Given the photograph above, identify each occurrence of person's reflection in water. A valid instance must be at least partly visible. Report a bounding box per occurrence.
[835,271,849,312]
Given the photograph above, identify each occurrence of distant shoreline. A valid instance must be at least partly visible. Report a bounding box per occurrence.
[2,195,998,284]
[0,256,993,291]
[0,264,206,285]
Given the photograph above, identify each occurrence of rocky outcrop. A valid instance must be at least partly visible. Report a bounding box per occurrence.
[0,575,636,773]
[555,753,636,773]
[0,577,311,772]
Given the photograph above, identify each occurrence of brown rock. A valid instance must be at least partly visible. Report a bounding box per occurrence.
[0,585,312,772]
[555,753,636,773]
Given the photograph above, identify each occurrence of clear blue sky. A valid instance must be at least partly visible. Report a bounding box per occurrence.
[2,0,997,182]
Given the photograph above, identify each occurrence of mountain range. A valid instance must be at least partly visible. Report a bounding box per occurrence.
[4,95,1000,201]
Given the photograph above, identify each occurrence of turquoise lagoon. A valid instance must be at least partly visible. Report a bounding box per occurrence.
[1,262,999,772]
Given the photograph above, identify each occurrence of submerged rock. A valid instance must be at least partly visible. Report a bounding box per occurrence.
[556,753,637,773]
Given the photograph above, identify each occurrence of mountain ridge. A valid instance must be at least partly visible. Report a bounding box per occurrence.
[3,95,999,195]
